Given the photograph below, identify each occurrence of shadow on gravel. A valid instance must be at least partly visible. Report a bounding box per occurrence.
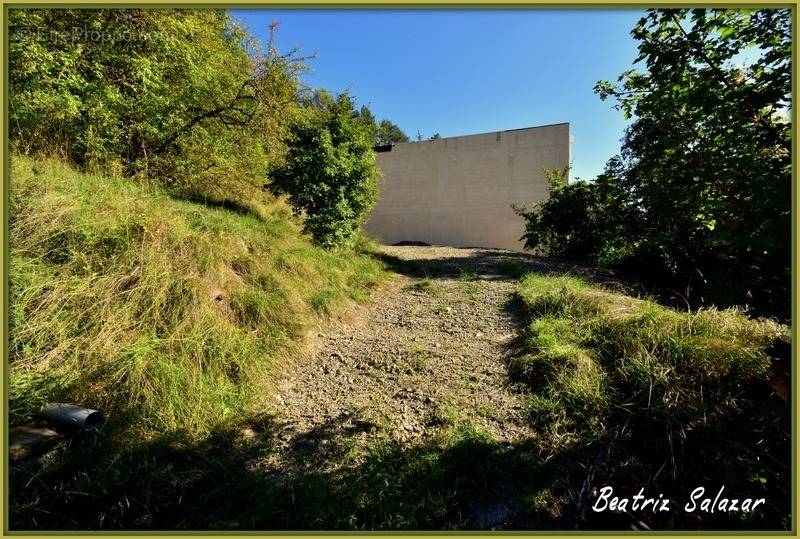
[11,247,788,531]
[10,413,571,531]
[367,246,791,533]
[11,405,788,531]
[371,246,633,289]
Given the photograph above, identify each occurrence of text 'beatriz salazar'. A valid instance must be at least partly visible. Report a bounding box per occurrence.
[592,486,766,514]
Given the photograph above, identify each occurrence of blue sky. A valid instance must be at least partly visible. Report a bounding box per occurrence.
[231,9,645,181]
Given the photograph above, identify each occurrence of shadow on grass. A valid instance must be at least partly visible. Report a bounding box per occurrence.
[10,246,791,531]
[11,380,789,530]
[497,291,791,532]
[176,193,263,218]
[10,414,568,530]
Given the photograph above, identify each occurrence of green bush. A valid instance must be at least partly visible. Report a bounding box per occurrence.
[10,10,392,245]
[268,93,381,248]
[9,9,305,204]
[514,168,637,263]
[515,9,791,318]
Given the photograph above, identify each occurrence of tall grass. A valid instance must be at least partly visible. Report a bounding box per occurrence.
[513,274,790,526]
[514,274,786,447]
[9,155,385,437]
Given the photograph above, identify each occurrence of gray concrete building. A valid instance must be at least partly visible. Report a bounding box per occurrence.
[365,122,571,252]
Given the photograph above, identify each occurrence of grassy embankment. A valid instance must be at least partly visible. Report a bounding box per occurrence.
[511,273,790,528]
[9,155,386,436]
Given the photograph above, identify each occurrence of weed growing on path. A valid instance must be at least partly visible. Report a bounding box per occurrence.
[408,278,440,295]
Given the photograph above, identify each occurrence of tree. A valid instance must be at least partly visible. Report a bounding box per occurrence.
[518,9,790,316]
[514,166,636,261]
[9,10,308,201]
[353,104,409,145]
[598,8,790,315]
[355,105,378,141]
[268,93,380,247]
[377,120,410,144]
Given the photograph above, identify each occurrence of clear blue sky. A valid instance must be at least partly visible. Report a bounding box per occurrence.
[231,9,645,181]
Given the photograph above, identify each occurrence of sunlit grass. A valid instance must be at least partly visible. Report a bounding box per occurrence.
[9,155,387,437]
[513,273,787,448]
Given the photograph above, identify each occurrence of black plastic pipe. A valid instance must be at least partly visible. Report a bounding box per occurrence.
[39,403,105,432]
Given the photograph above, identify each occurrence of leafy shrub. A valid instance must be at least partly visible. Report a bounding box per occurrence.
[354,105,410,145]
[515,168,636,262]
[515,9,791,318]
[268,93,381,248]
[9,9,305,204]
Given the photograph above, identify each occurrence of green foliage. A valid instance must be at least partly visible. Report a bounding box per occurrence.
[10,8,392,246]
[354,104,410,145]
[517,9,790,317]
[9,10,306,203]
[354,105,378,137]
[9,156,385,436]
[269,93,381,247]
[515,167,637,262]
[377,119,410,144]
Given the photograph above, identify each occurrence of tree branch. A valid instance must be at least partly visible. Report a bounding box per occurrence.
[668,12,790,153]
[154,80,258,156]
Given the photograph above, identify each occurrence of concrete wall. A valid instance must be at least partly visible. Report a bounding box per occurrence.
[365,122,571,252]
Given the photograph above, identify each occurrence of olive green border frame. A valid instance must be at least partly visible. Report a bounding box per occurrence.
[0,1,795,536]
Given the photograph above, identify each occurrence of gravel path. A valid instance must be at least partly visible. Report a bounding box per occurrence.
[245,245,618,528]
[274,246,529,446]
[263,246,589,467]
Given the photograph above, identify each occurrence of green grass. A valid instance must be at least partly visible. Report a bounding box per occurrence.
[405,343,431,372]
[407,277,440,295]
[514,274,786,445]
[512,273,790,527]
[456,269,480,301]
[9,155,386,438]
[8,162,791,531]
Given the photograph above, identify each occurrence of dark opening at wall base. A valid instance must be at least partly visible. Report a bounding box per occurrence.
[392,240,431,247]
